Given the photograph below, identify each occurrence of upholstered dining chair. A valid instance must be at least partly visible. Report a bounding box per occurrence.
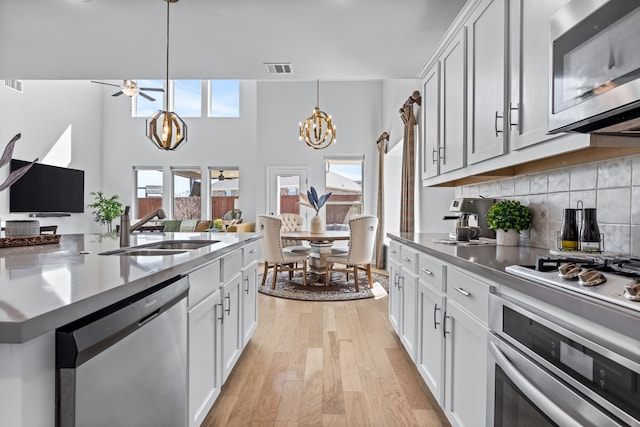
[278,213,311,255]
[325,215,378,291]
[258,215,308,289]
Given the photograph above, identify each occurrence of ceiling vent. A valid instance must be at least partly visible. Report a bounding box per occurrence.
[4,80,23,93]
[264,63,292,75]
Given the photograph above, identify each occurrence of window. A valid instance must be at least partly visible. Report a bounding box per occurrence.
[172,168,202,220]
[325,157,364,225]
[210,168,240,219]
[174,80,202,117]
[278,175,301,215]
[209,80,240,117]
[135,167,164,218]
[133,80,164,117]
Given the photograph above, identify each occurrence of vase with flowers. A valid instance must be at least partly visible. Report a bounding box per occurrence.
[299,186,332,234]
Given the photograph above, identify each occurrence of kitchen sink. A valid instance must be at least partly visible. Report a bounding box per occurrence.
[98,240,220,256]
[137,240,220,250]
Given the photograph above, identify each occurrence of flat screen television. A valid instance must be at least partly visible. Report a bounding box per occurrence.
[9,159,85,213]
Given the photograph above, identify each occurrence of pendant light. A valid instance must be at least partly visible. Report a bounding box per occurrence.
[146,0,187,151]
[298,80,336,150]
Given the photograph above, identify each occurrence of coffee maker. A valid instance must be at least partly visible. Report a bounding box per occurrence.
[444,197,496,239]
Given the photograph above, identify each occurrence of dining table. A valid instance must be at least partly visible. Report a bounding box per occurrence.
[280,230,350,282]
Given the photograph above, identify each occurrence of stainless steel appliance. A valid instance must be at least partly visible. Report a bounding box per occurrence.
[445,197,496,239]
[56,276,189,427]
[549,0,640,135]
[498,256,640,426]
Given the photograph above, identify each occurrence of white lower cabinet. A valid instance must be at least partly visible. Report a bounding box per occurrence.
[188,289,222,427]
[390,240,491,427]
[187,241,260,427]
[443,300,488,427]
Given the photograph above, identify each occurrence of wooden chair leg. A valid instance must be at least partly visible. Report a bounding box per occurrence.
[366,264,373,288]
[353,265,359,292]
[261,262,269,286]
[272,263,279,289]
[302,260,307,286]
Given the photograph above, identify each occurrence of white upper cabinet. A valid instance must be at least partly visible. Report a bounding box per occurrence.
[466,0,508,165]
[508,0,572,150]
[422,62,440,180]
[441,29,467,174]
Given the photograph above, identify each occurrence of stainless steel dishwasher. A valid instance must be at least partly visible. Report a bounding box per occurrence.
[56,276,189,427]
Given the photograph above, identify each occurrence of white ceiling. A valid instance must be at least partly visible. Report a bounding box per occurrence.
[0,0,465,80]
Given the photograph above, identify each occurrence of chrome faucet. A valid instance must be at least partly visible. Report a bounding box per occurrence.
[119,205,167,247]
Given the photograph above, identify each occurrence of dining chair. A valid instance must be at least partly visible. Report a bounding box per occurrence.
[278,213,311,255]
[258,215,308,289]
[325,215,378,291]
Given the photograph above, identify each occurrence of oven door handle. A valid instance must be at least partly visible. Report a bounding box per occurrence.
[489,340,585,427]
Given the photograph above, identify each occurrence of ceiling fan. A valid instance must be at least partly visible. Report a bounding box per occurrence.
[90,80,164,101]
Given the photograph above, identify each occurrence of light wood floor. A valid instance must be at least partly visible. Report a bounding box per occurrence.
[202,268,450,427]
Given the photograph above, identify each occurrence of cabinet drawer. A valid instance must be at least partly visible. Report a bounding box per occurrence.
[418,253,445,292]
[221,249,243,283]
[243,241,259,266]
[446,267,493,324]
[388,240,401,262]
[399,245,419,275]
[188,260,221,308]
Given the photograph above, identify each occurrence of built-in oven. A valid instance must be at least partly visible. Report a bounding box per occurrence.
[488,293,640,426]
[549,0,640,135]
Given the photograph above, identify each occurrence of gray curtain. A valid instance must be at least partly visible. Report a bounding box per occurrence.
[399,91,421,233]
[375,132,389,268]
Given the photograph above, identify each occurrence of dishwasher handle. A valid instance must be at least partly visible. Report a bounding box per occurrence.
[56,276,189,369]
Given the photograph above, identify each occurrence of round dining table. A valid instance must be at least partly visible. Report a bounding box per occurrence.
[280,230,350,282]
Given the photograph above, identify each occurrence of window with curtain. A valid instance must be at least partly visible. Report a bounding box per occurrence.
[324,157,364,225]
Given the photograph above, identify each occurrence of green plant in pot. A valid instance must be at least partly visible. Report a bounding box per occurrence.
[88,191,124,233]
[486,199,532,246]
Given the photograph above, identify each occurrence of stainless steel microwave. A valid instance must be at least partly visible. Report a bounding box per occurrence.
[549,0,640,135]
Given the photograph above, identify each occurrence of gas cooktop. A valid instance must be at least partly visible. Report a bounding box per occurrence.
[505,255,640,313]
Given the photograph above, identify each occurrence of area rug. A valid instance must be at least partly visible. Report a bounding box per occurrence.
[258,271,389,301]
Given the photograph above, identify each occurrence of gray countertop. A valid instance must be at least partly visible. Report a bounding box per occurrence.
[388,233,640,342]
[0,232,261,343]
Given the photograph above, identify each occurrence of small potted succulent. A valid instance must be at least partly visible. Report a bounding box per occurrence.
[486,199,532,246]
[299,186,332,233]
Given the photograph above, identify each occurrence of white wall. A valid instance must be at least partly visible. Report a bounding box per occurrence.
[0,81,102,233]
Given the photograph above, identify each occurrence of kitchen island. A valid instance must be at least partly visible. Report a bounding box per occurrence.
[388,232,640,427]
[0,231,261,427]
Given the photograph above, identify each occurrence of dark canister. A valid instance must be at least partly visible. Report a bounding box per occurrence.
[560,208,579,250]
[580,208,602,252]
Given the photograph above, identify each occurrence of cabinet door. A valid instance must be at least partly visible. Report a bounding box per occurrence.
[422,61,441,180]
[221,273,243,382]
[509,0,571,150]
[400,270,418,361]
[388,257,401,335]
[242,261,258,346]
[444,301,488,427]
[441,29,467,174]
[417,281,445,404]
[467,0,507,165]
[188,289,222,427]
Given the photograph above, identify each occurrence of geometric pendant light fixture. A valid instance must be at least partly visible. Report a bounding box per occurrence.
[298,80,336,149]
[146,0,188,151]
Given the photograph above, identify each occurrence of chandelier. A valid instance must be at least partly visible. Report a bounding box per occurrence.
[299,80,336,150]
[146,0,187,151]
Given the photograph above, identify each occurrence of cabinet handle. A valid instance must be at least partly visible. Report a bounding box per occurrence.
[442,312,450,339]
[390,249,397,254]
[244,277,249,294]
[494,111,504,137]
[421,268,433,276]
[217,303,224,322]
[432,147,438,164]
[394,273,400,288]
[509,102,519,130]
[433,304,441,330]
[454,286,471,297]
[402,257,411,263]
[249,249,257,254]
[398,275,404,290]
[225,293,231,315]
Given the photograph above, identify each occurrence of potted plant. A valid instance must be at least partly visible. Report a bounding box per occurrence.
[486,199,532,246]
[88,191,124,233]
[299,186,332,233]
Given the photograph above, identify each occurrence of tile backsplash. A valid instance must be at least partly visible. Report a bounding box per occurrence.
[455,154,640,256]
